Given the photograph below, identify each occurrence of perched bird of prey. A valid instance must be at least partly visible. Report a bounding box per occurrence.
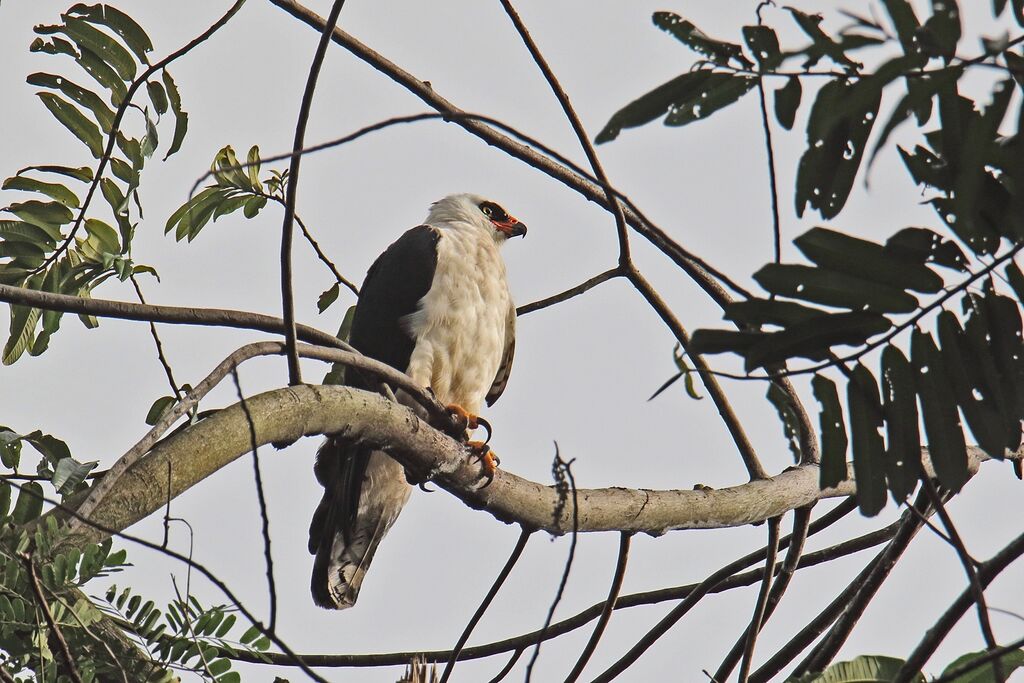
[308,193,527,609]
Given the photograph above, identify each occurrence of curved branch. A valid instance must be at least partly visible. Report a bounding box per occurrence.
[49,381,1019,550]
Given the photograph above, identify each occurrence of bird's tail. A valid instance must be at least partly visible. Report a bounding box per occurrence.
[309,441,411,609]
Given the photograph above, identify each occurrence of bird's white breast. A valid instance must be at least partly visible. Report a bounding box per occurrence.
[402,225,511,413]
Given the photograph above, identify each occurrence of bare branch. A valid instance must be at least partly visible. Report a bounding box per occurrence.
[279,0,348,385]
[563,532,632,683]
[0,283,351,350]
[739,516,782,682]
[516,268,622,316]
[440,529,532,683]
[895,530,1024,683]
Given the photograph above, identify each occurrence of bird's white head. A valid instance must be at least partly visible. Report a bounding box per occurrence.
[426,193,527,244]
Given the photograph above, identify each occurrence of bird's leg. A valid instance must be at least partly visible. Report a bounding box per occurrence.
[444,404,492,442]
[466,441,500,487]
[442,403,499,485]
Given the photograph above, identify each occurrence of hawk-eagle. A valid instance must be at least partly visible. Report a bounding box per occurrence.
[308,193,526,609]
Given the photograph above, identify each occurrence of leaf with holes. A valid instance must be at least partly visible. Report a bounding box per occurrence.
[912,328,969,491]
[881,345,921,501]
[743,311,891,372]
[885,227,967,271]
[595,71,714,143]
[847,363,886,515]
[653,12,751,67]
[68,3,154,65]
[753,264,918,313]
[742,25,782,69]
[664,73,757,127]
[794,227,943,293]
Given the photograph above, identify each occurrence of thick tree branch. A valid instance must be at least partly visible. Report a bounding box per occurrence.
[46,383,1020,551]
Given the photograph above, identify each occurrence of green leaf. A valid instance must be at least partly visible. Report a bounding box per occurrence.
[56,15,137,81]
[36,92,104,158]
[3,305,40,365]
[881,345,921,501]
[912,328,969,491]
[20,164,94,183]
[323,305,358,385]
[847,363,887,515]
[109,157,139,187]
[788,655,924,682]
[940,648,1024,683]
[239,624,261,645]
[84,217,121,254]
[596,71,715,143]
[653,12,751,67]
[11,482,44,524]
[774,76,802,130]
[30,35,78,58]
[26,71,115,132]
[145,396,177,426]
[246,145,263,190]
[146,80,168,115]
[663,73,757,127]
[52,457,98,494]
[74,45,127,105]
[0,482,11,520]
[317,282,340,313]
[242,195,267,219]
[794,227,943,293]
[1005,262,1024,304]
[743,311,891,371]
[673,344,702,400]
[2,176,80,208]
[8,199,74,229]
[743,25,782,69]
[161,71,188,160]
[67,3,154,65]
[753,264,918,313]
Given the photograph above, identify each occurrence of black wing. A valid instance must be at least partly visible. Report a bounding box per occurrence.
[347,224,440,387]
[310,225,440,565]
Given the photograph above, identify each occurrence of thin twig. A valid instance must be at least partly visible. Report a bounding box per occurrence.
[21,553,84,683]
[755,1,782,268]
[921,478,1002,679]
[279,0,348,385]
[487,648,525,683]
[35,0,247,273]
[525,450,579,681]
[738,516,782,683]
[498,0,631,264]
[231,367,278,632]
[794,491,932,676]
[131,275,182,400]
[439,528,532,683]
[715,506,813,680]
[516,268,622,316]
[895,531,1024,683]
[563,532,632,683]
[628,269,767,480]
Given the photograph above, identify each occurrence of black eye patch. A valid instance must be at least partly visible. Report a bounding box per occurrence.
[479,201,509,222]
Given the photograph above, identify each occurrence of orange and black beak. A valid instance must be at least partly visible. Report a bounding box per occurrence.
[493,216,527,238]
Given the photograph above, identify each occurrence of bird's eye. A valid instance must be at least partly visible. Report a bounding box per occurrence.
[481,205,493,217]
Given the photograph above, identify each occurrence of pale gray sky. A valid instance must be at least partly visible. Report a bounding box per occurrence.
[1,1,1022,681]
